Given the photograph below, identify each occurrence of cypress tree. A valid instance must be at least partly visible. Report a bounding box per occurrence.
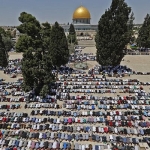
[0,34,8,68]
[137,14,150,49]
[21,48,35,92]
[50,22,69,67]
[69,24,76,35]
[68,24,77,44]
[41,22,51,52]
[40,53,55,97]
[96,0,134,66]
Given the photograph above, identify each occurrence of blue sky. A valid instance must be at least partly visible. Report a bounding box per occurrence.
[0,0,149,25]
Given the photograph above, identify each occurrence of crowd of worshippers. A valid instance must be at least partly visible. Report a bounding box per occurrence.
[0,97,25,102]
[1,58,77,76]
[52,66,75,75]
[3,59,21,75]
[0,139,135,150]
[55,74,149,100]
[0,128,144,144]
[69,52,96,62]
[0,117,149,135]
[88,65,150,76]
[0,80,24,97]
[0,104,20,110]
[1,124,150,138]
[1,59,150,149]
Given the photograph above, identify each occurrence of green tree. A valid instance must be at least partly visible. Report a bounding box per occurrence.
[40,22,51,52]
[19,12,55,96]
[39,52,55,97]
[96,0,134,66]
[42,53,55,85]
[0,34,8,67]
[68,24,77,44]
[32,48,45,94]
[17,12,41,38]
[137,14,150,48]
[16,12,42,51]
[5,30,13,38]
[16,35,33,52]
[69,23,76,35]
[21,48,35,91]
[0,27,14,51]
[40,85,49,98]
[3,37,13,51]
[0,27,6,36]
[50,22,69,67]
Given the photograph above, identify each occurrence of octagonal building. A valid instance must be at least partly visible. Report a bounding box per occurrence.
[61,5,97,37]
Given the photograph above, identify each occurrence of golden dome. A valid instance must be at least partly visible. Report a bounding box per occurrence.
[73,6,91,19]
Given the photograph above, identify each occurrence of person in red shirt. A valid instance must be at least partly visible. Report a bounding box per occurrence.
[109,121,113,126]
[117,100,121,105]
[104,127,108,133]
[13,147,17,150]
[116,111,119,115]
[140,86,143,90]
[2,117,6,122]
[128,121,132,127]
[78,119,80,123]
[0,131,2,138]
[7,105,10,109]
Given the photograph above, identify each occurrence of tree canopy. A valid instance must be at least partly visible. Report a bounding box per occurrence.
[40,22,51,52]
[69,24,76,35]
[17,12,41,38]
[16,35,33,52]
[21,48,35,91]
[16,12,70,96]
[0,27,6,36]
[17,12,55,96]
[68,24,77,44]
[3,36,14,52]
[0,34,8,67]
[136,14,150,49]
[16,12,42,52]
[0,27,14,51]
[50,22,69,67]
[96,0,134,66]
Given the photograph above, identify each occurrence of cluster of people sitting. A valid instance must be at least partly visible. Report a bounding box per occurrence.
[56,77,149,99]
[3,59,21,75]
[0,104,20,110]
[69,52,96,63]
[0,97,25,102]
[88,65,150,76]
[0,139,116,150]
[0,81,23,97]
[1,57,150,150]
